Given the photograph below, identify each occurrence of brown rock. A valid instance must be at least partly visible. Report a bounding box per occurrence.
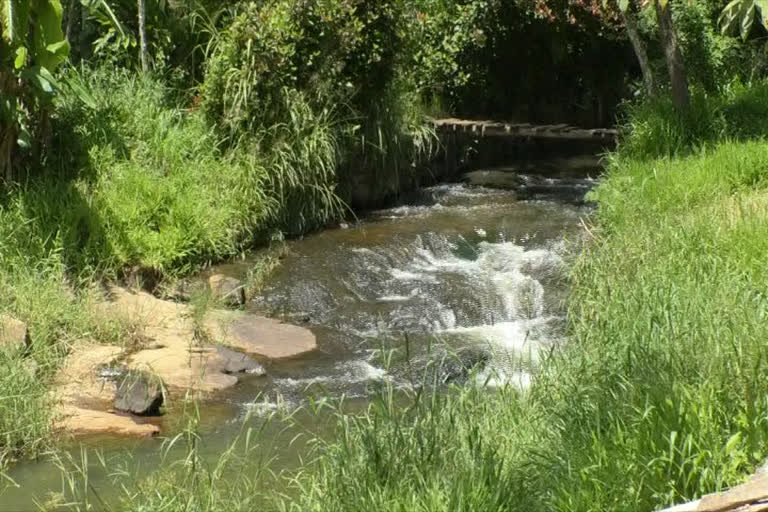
[107,288,259,392]
[0,314,30,355]
[58,407,160,437]
[53,286,313,439]
[208,274,246,307]
[206,310,317,359]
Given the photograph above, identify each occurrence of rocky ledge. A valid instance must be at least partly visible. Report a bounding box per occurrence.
[53,287,316,438]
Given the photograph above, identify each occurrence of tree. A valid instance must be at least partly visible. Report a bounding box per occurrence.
[654,0,689,110]
[608,0,690,110]
[138,0,147,72]
[605,0,656,96]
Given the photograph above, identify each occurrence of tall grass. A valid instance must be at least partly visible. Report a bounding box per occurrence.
[618,81,768,160]
[337,80,439,207]
[49,68,345,276]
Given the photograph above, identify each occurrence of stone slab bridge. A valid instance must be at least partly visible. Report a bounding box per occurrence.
[431,118,618,142]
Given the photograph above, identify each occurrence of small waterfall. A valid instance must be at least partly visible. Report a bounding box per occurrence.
[249,182,584,399]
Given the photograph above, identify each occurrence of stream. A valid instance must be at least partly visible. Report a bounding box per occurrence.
[2,159,598,511]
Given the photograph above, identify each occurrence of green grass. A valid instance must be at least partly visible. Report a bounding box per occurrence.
[618,81,768,160]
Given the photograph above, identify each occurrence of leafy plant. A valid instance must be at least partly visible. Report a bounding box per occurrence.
[0,0,70,179]
[719,0,768,40]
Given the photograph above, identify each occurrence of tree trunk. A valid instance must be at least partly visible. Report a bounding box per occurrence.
[622,8,655,97]
[654,0,689,111]
[66,0,80,62]
[138,0,149,72]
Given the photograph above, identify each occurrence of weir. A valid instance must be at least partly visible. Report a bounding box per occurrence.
[431,118,618,142]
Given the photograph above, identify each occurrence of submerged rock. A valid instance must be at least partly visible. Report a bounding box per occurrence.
[0,314,30,355]
[213,346,266,376]
[464,170,524,191]
[114,370,164,416]
[209,274,247,307]
[409,346,491,385]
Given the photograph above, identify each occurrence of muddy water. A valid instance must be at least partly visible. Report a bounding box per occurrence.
[2,167,596,511]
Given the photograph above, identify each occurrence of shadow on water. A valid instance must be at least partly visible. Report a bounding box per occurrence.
[1,154,601,511]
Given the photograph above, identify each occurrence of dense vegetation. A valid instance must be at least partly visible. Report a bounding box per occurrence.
[5,0,768,510]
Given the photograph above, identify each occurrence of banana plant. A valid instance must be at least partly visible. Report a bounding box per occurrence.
[1,0,70,178]
[719,0,768,41]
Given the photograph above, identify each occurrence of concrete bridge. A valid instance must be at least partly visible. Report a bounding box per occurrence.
[431,118,618,143]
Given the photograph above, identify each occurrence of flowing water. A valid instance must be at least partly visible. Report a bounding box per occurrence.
[2,164,597,510]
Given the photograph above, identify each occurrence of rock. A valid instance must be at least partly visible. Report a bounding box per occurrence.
[213,347,266,376]
[0,314,30,355]
[53,344,160,438]
[58,407,160,438]
[206,310,317,359]
[464,170,524,190]
[410,346,491,385]
[114,370,164,416]
[106,287,311,392]
[208,274,246,307]
[162,278,206,302]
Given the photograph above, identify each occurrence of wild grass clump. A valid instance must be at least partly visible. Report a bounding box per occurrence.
[618,81,768,160]
[278,381,546,512]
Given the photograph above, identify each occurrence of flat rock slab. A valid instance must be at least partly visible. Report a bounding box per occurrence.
[206,311,317,359]
[129,339,239,393]
[58,407,160,438]
[54,287,312,438]
[110,288,311,390]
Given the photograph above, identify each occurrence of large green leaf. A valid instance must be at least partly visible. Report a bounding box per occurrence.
[31,0,68,70]
[0,0,30,45]
[756,0,768,28]
[719,0,768,40]
[742,1,756,39]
